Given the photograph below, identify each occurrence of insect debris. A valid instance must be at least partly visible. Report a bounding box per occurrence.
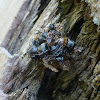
[28,24,75,63]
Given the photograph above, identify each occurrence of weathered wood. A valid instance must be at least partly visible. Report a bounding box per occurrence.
[0,0,100,100]
[0,0,59,99]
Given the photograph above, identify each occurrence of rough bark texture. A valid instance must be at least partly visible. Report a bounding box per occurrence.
[0,0,100,100]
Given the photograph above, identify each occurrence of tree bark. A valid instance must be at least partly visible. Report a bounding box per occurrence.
[0,0,100,100]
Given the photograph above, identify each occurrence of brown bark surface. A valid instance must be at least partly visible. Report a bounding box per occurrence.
[0,0,100,100]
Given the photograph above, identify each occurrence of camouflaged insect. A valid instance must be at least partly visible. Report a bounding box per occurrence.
[29,24,75,62]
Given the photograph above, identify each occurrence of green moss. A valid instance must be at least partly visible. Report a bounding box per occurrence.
[76,20,97,47]
[79,80,89,91]
[58,0,74,21]
[94,92,100,100]
[84,6,92,21]
[63,2,87,34]
[89,40,99,55]
[81,21,97,35]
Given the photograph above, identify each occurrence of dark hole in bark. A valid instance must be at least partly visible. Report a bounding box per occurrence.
[97,87,100,91]
[37,69,61,100]
[68,18,85,41]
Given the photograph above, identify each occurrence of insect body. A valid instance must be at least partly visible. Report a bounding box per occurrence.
[29,24,75,61]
